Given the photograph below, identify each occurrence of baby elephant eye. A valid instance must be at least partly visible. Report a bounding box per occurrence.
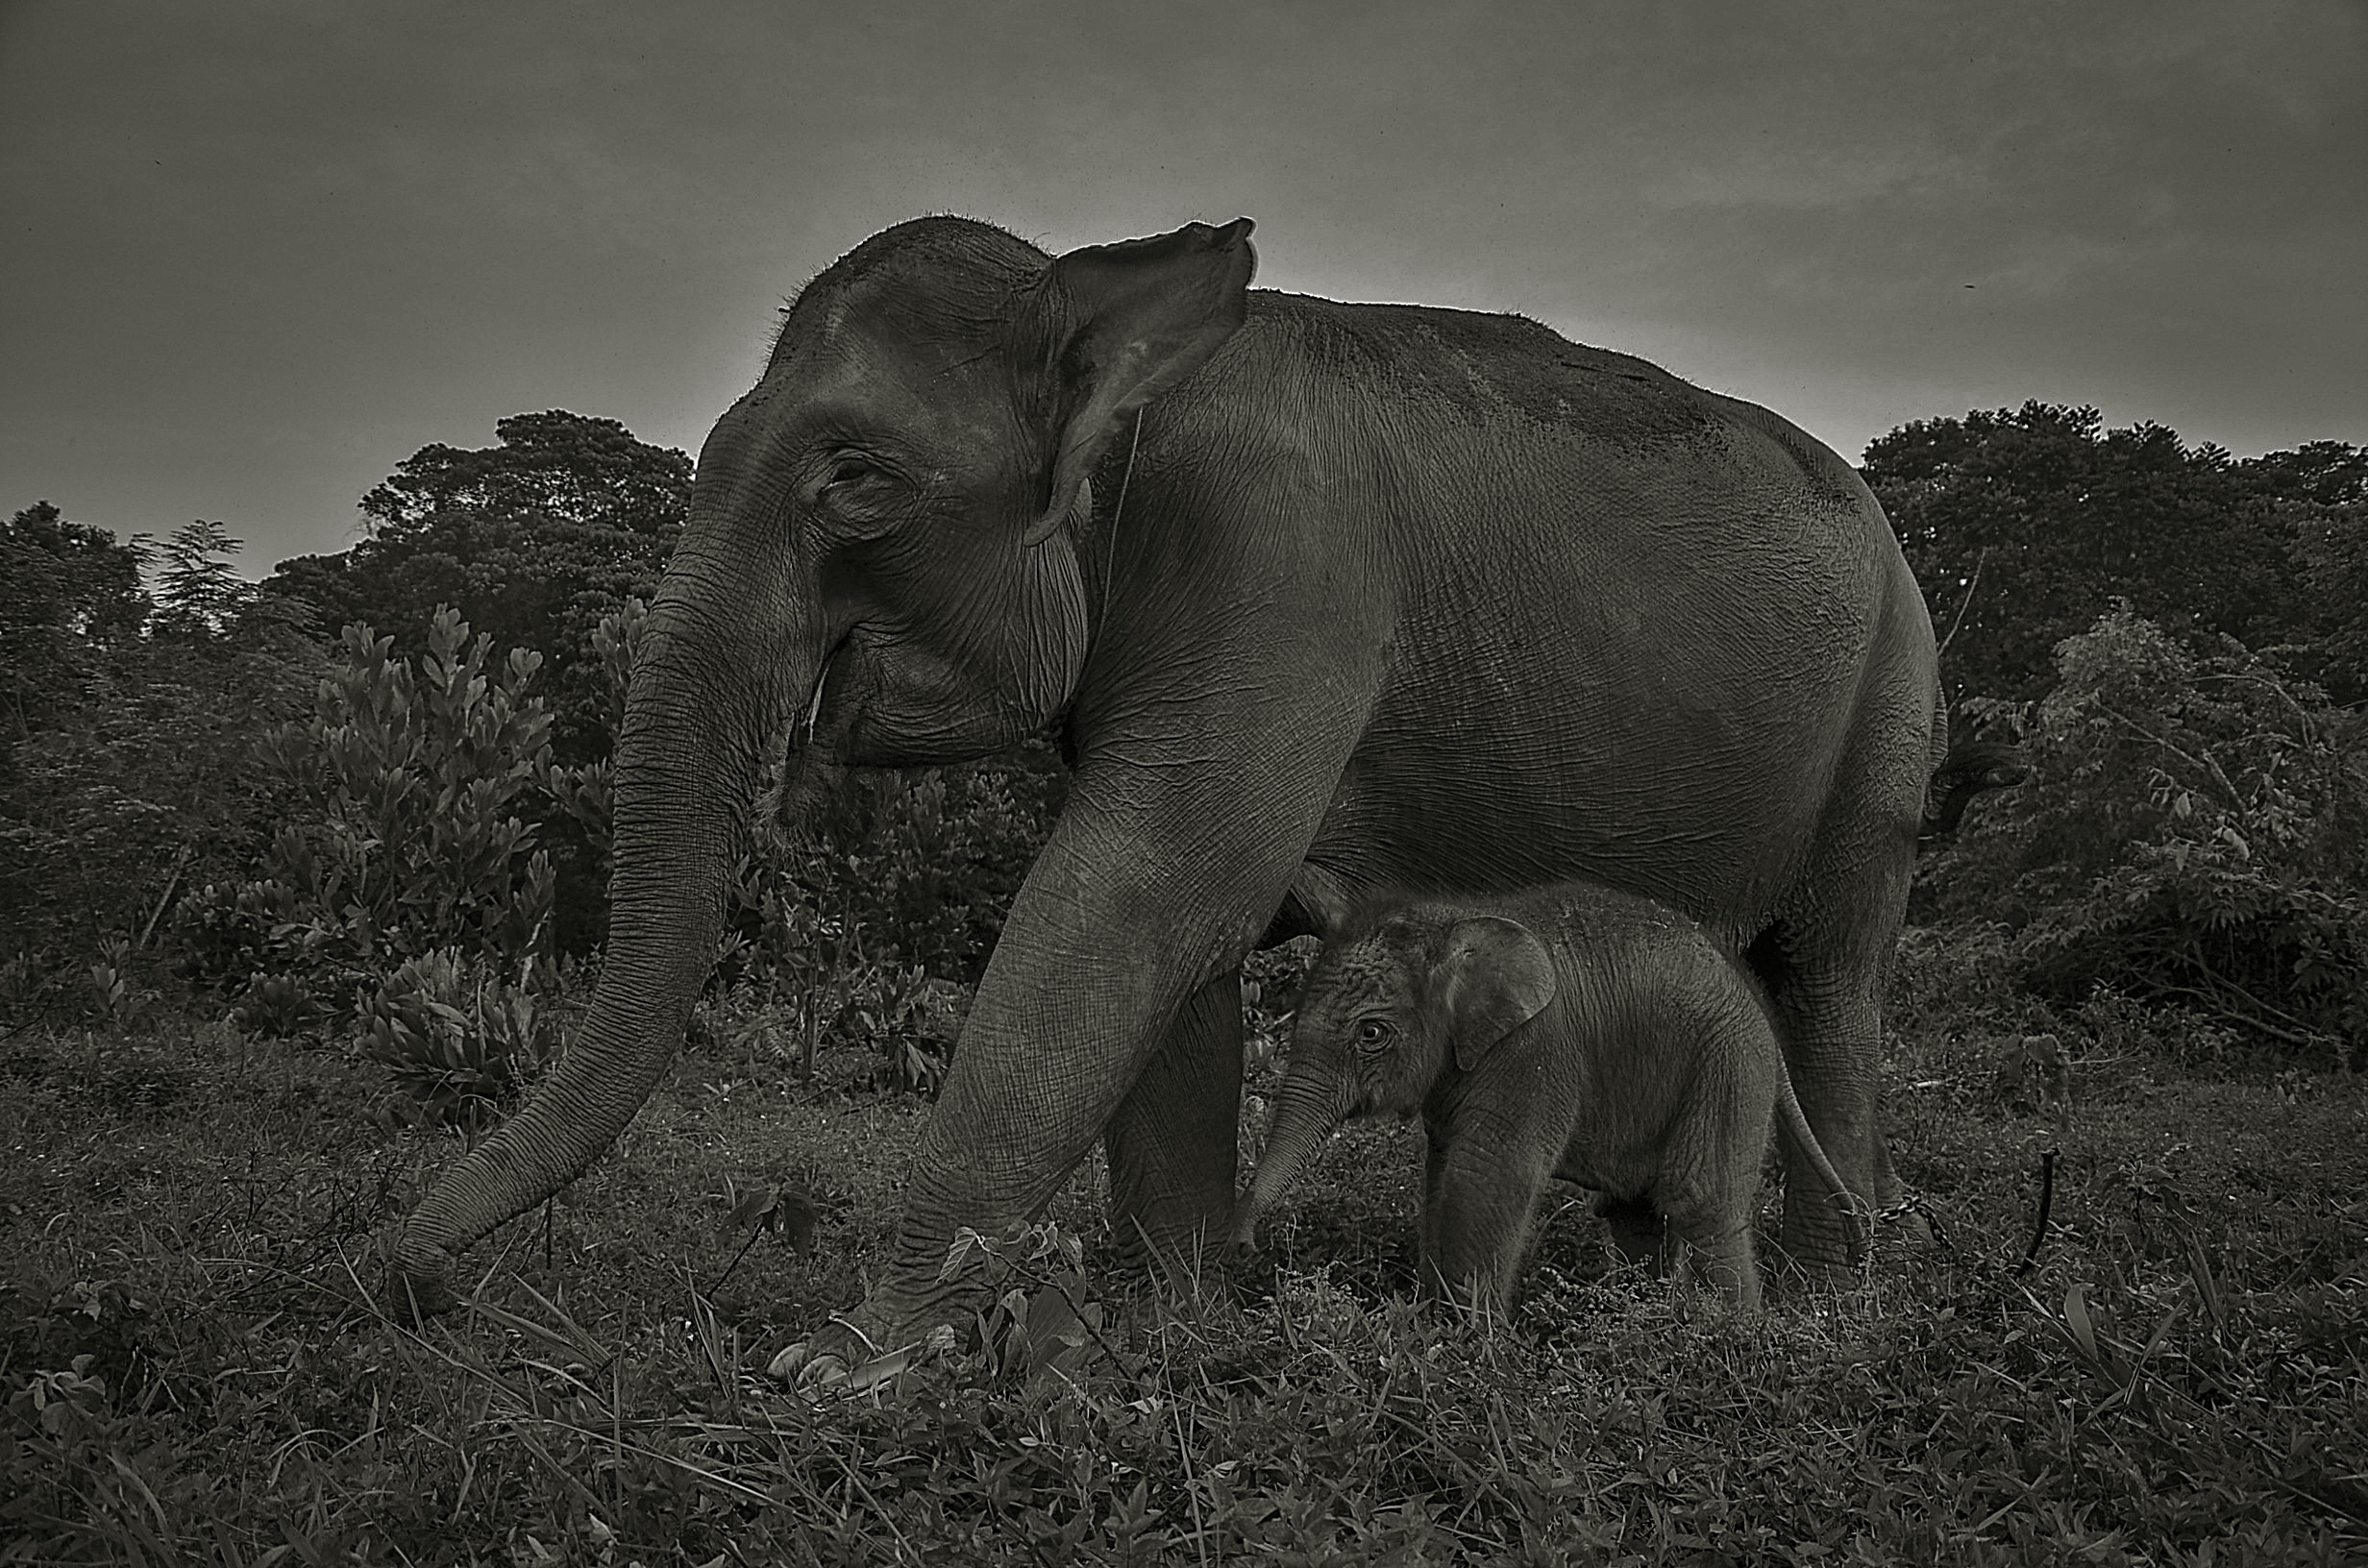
[1355,1019,1393,1049]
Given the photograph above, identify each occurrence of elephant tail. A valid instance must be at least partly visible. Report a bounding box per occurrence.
[1773,1075,1871,1267]
[1918,736,2029,848]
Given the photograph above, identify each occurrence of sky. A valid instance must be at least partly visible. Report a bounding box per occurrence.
[3,0,2362,577]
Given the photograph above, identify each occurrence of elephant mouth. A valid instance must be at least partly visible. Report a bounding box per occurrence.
[755,636,857,847]
[792,631,870,763]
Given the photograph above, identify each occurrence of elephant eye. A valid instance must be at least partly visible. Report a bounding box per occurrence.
[821,456,887,497]
[810,452,909,537]
[1355,1019,1393,1050]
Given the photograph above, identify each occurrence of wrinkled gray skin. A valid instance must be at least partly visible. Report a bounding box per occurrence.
[1919,737,2029,845]
[1234,886,1864,1311]
[386,215,1939,1382]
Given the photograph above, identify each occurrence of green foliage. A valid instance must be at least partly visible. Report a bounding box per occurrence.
[1866,404,2325,702]
[144,519,254,641]
[7,972,2365,1562]
[1918,606,2368,1064]
[1,514,321,998]
[178,607,579,1024]
[2261,439,2368,702]
[749,742,1068,990]
[264,411,688,766]
[363,947,561,1130]
[0,501,148,744]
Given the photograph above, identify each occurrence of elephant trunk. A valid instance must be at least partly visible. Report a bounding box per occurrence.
[1233,1070,1347,1247]
[388,531,802,1316]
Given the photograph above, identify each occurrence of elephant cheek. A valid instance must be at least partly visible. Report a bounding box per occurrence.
[862,541,1088,757]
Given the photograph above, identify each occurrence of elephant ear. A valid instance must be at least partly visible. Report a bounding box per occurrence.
[1021,218,1257,546]
[1435,917,1558,1074]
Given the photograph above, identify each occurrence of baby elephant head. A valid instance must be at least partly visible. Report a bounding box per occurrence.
[1232,907,1558,1247]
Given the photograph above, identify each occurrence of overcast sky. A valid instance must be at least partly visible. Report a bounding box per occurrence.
[4,0,2361,576]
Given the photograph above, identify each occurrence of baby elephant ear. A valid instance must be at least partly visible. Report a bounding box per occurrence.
[1437,916,1558,1073]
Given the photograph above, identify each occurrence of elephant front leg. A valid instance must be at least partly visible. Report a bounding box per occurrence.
[1419,1132,1553,1316]
[1102,970,1244,1286]
[767,786,1325,1384]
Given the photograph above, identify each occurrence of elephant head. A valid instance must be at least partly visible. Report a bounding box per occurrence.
[389,217,1258,1311]
[1233,908,1559,1247]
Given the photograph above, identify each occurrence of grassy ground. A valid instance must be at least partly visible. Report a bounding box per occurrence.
[3,968,2364,1564]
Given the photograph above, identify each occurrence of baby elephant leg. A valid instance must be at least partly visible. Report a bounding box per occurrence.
[1663,1207,1763,1311]
[1420,1136,1553,1315]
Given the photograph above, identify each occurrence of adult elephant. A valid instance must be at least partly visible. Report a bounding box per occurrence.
[388,216,1939,1381]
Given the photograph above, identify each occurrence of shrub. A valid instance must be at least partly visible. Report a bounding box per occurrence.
[363,947,560,1130]
[177,608,581,1024]
[753,743,1067,987]
[1919,606,2368,1065]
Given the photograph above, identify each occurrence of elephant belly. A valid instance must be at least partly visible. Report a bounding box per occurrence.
[1300,727,1824,938]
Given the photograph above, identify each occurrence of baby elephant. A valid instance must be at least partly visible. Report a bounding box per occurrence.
[1234,884,1862,1311]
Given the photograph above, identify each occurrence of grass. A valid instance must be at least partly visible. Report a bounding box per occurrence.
[3,965,2364,1564]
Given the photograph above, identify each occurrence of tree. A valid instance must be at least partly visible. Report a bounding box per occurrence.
[1915,607,2366,1065]
[1864,404,2307,703]
[264,411,691,764]
[1,511,321,981]
[147,520,255,641]
[2247,440,2368,703]
[359,409,691,539]
[0,502,149,745]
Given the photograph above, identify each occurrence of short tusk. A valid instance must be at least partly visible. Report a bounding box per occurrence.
[801,648,834,748]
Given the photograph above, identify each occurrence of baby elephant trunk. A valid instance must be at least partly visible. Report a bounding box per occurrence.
[1233,1071,1349,1247]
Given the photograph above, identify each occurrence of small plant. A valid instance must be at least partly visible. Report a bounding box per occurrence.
[830,962,958,1094]
[80,937,153,1031]
[229,973,322,1039]
[0,954,49,1019]
[943,1220,1116,1386]
[363,948,559,1130]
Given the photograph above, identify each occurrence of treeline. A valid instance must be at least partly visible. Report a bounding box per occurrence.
[3,402,2362,1068]
[1868,404,2366,1064]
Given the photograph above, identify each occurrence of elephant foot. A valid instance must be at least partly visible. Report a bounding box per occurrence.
[764,1300,956,1389]
[765,1338,932,1394]
[1777,1187,1875,1278]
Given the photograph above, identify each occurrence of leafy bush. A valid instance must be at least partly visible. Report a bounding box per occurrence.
[178,608,580,1024]
[363,947,560,1129]
[1,517,321,1008]
[752,744,1067,987]
[1919,606,2368,1065]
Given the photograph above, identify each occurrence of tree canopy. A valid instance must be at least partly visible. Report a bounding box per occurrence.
[1862,403,2334,703]
[265,411,691,761]
[2,502,149,743]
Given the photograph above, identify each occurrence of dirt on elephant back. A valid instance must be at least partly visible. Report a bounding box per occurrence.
[1252,289,1720,444]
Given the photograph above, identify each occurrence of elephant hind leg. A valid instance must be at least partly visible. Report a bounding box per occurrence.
[1746,760,1920,1272]
[1744,918,1895,1269]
